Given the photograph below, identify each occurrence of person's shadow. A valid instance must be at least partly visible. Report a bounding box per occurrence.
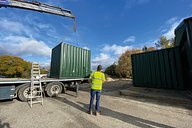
[0,120,11,128]
[53,97,174,128]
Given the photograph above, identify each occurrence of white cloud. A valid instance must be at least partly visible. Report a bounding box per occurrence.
[166,17,178,25]
[123,36,136,43]
[91,44,132,70]
[63,37,74,42]
[39,59,51,68]
[93,53,112,63]
[145,17,183,47]
[0,35,51,57]
[36,24,50,29]
[83,47,90,50]
[144,39,158,47]
[0,17,56,67]
[163,17,182,39]
[0,19,33,36]
[92,53,116,70]
[103,44,132,55]
[0,17,58,41]
[163,22,180,39]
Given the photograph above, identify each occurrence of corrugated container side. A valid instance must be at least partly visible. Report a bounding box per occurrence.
[150,53,155,86]
[50,43,91,79]
[175,17,192,90]
[169,49,177,88]
[154,51,161,88]
[132,47,185,90]
[158,50,166,88]
[174,48,184,89]
[50,43,61,78]
[186,20,192,89]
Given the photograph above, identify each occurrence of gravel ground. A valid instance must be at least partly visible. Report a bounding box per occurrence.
[0,80,192,128]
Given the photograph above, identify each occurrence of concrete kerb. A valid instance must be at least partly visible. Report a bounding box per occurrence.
[119,87,192,105]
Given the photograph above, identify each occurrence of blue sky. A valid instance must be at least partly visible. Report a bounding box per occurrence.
[0,0,192,69]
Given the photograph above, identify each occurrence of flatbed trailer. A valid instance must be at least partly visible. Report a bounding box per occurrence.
[0,78,89,101]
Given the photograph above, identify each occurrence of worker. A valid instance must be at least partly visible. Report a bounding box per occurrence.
[88,65,106,116]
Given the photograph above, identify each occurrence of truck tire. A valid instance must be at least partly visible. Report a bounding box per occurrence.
[46,82,62,97]
[18,84,30,102]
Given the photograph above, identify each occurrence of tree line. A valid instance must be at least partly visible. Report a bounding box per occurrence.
[0,56,48,78]
[0,36,174,78]
[105,36,175,78]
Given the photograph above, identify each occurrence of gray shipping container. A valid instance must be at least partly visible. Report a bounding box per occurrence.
[50,43,91,79]
[131,47,185,90]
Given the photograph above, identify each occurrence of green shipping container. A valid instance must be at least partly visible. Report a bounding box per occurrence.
[131,47,185,90]
[50,43,91,79]
[175,17,192,89]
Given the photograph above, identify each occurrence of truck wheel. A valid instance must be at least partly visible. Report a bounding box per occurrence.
[46,82,62,97]
[18,84,30,102]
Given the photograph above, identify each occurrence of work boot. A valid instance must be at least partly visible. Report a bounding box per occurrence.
[88,110,93,115]
[95,111,100,116]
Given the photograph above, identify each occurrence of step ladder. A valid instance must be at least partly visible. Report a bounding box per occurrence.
[29,63,43,108]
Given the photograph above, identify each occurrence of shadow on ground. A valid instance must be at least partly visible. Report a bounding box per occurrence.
[80,81,192,111]
[0,120,11,128]
[80,80,132,96]
[120,95,192,111]
[53,96,174,128]
[50,97,100,128]
[0,99,14,106]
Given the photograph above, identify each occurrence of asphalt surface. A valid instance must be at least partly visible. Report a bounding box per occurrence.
[0,80,192,128]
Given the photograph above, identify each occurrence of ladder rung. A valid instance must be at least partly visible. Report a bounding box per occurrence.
[32,82,41,85]
[33,86,41,88]
[32,78,40,80]
[32,101,43,104]
[33,71,40,74]
[31,81,39,83]
[30,63,43,107]
[28,95,42,98]
[33,96,42,98]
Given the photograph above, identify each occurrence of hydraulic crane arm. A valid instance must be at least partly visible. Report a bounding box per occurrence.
[0,0,75,19]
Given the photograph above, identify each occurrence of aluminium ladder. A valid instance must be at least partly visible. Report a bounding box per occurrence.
[29,63,43,108]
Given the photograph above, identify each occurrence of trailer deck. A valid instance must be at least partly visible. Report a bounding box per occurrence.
[0,78,89,84]
[0,77,89,101]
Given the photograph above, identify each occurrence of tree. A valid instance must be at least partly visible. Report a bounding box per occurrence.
[116,49,141,78]
[170,37,176,46]
[105,63,118,77]
[142,46,148,52]
[147,47,156,51]
[142,46,156,52]
[0,56,31,78]
[155,36,174,49]
[40,68,48,74]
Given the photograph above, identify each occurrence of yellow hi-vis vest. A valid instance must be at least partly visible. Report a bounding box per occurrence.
[90,71,105,90]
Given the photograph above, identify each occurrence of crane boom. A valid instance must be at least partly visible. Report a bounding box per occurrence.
[0,0,75,19]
